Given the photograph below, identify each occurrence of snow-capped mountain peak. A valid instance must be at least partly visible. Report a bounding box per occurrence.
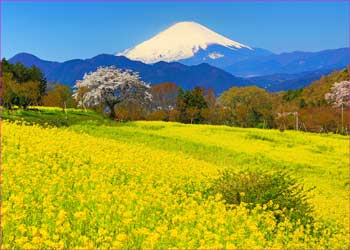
[118,21,252,64]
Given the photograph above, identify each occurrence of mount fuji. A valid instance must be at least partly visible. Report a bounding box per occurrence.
[118,21,272,69]
[8,21,349,92]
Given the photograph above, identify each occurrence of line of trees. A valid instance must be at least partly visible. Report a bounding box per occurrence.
[2,59,47,109]
[1,59,76,111]
[1,60,349,134]
[111,69,349,134]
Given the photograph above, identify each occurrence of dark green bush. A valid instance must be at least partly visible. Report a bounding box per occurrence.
[210,170,314,225]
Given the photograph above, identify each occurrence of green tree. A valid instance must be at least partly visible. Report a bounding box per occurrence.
[219,86,273,128]
[2,58,47,103]
[15,81,40,109]
[2,72,17,110]
[42,84,75,111]
[1,71,40,110]
[176,87,208,123]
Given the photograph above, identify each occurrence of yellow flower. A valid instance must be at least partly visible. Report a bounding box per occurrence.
[17,224,27,234]
[1,116,348,249]
[116,233,127,242]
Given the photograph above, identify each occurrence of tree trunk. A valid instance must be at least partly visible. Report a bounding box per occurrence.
[109,104,116,119]
[83,103,87,112]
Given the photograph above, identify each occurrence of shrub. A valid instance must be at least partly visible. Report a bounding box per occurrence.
[210,170,314,225]
[145,110,168,121]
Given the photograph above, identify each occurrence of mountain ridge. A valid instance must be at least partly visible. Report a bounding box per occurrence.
[9,52,252,93]
[225,47,349,76]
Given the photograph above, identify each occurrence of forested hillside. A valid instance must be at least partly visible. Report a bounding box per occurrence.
[2,59,349,134]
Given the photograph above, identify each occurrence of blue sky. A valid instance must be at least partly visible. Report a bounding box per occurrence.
[2,1,349,62]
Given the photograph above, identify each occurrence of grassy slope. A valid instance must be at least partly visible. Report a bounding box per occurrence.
[2,107,349,229]
[72,121,349,226]
[1,107,107,127]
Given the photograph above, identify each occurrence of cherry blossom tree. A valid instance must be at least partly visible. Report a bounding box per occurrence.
[325,80,350,134]
[325,81,350,108]
[73,66,152,118]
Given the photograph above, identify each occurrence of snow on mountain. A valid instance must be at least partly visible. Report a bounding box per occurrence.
[208,52,225,59]
[118,21,252,64]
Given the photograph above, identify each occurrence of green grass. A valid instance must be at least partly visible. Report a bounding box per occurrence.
[1,107,108,127]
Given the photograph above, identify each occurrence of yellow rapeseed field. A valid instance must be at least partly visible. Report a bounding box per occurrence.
[1,111,349,248]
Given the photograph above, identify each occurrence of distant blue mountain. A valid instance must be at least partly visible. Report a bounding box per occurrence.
[9,47,349,93]
[224,48,350,77]
[178,44,273,69]
[247,69,334,92]
[9,53,252,93]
